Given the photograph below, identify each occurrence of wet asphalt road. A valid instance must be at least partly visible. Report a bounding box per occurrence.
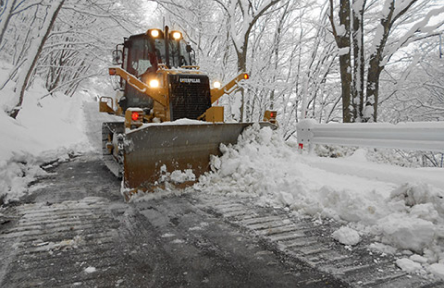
[0,155,348,287]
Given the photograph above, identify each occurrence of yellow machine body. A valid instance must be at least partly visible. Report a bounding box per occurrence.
[100,27,276,195]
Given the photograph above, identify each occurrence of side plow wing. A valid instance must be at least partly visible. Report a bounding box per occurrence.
[123,123,266,190]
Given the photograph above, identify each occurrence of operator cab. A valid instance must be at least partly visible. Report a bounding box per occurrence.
[116,27,196,111]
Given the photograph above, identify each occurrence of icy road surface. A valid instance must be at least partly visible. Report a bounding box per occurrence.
[0,154,442,287]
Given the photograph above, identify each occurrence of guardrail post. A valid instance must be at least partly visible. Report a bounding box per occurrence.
[297,119,316,153]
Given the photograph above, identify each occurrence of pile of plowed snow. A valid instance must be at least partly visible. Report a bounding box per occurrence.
[195,124,444,278]
[0,69,92,203]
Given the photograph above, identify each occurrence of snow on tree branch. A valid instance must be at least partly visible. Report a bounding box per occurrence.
[383,5,444,65]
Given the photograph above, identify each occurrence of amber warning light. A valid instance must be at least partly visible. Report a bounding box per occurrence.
[243,73,249,80]
[263,110,277,123]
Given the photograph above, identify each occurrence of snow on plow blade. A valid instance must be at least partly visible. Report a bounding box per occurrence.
[123,122,267,190]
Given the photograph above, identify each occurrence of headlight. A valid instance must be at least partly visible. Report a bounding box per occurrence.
[172,31,182,40]
[213,81,221,89]
[150,29,160,38]
[149,79,160,88]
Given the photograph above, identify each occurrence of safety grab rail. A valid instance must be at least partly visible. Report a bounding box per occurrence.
[297,119,444,152]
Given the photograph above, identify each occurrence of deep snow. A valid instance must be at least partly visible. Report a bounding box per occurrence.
[1,72,444,279]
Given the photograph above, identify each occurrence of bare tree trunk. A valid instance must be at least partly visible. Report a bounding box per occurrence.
[352,0,365,121]
[364,0,418,122]
[365,56,382,122]
[329,0,352,123]
[364,1,394,122]
[237,48,246,122]
[8,0,65,119]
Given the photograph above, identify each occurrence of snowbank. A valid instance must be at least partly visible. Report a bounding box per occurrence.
[195,124,444,279]
[0,70,92,203]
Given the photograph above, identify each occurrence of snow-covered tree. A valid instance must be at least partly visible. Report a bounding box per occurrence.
[329,0,444,123]
[381,41,444,122]
[0,0,146,118]
[148,0,341,136]
[8,0,65,119]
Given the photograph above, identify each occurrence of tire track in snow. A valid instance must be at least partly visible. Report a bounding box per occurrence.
[0,197,120,288]
[196,193,444,288]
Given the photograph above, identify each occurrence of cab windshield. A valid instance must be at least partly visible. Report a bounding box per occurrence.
[121,31,195,109]
[154,38,193,68]
[125,33,194,77]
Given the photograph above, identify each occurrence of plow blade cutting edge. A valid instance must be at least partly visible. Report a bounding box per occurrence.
[122,122,269,190]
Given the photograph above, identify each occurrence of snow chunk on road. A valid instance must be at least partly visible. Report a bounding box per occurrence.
[410,254,428,264]
[332,226,361,246]
[278,191,294,207]
[429,264,444,279]
[379,215,435,253]
[171,239,185,244]
[396,258,422,273]
[84,266,96,273]
[369,242,397,255]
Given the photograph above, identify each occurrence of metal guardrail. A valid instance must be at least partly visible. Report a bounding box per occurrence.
[297,119,444,152]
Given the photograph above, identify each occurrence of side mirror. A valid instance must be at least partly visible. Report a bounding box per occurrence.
[112,49,123,65]
[186,44,192,53]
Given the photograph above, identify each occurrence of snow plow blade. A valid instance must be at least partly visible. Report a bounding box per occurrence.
[123,122,269,191]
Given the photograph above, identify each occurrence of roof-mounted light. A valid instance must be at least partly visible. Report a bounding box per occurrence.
[150,29,160,38]
[171,31,182,40]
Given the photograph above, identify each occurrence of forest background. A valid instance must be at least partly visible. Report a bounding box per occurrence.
[0,0,443,166]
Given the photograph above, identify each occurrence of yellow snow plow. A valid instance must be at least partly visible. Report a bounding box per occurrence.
[100,27,277,195]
